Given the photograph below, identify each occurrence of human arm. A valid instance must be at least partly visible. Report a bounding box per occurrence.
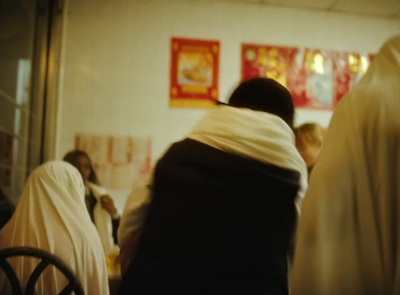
[87,182,120,218]
[100,195,119,218]
[118,176,152,274]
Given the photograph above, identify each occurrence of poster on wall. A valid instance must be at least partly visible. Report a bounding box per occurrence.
[74,134,152,208]
[242,43,374,110]
[170,37,220,108]
[332,52,374,105]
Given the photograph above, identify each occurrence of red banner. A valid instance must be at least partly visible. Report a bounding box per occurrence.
[332,51,375,105]
[170,37,219,108]
[242,44,374,110]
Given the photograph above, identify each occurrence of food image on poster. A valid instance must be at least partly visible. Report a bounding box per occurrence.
[242,43,375,110]
[170,37,219,108]
[178,53,213,86]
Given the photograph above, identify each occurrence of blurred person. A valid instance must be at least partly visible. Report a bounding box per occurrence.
[118,78,307,295]
[0,161,109,295]
[291,36,400,295]
[117,175,152,275]
[294,122,324,176]
[64,150,120,254]
[0,186,14,230]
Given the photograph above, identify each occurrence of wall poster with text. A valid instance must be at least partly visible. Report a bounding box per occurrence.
[170,37,220,108]
[242,43,375,110]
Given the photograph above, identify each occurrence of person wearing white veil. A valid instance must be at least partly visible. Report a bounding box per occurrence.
[0,161,109,295]
[291,36,400,295]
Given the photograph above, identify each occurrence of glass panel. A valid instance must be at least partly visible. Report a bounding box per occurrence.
[0,166,12,198]
[12,138,28,168]
[15,59,32,108]
[0,130,13,201]
[14,108,30,139]
[0,0,37,204]
[0,98,15,133]
[0,59,19,99]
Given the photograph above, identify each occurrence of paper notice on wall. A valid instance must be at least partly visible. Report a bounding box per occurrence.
[75,134,152,190]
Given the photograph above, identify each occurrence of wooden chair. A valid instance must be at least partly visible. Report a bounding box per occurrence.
[0,247,84,295]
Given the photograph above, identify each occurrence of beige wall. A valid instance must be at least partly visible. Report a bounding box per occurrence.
[57,0,399,162]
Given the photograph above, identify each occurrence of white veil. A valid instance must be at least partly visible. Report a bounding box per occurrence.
[0,161,109,295]
[291,36,400,295]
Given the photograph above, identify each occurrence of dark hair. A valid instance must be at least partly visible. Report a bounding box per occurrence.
[227,78,295,128]
[63,150,100,184]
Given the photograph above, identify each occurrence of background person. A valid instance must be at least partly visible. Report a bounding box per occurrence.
[118,78,307,295]
[294,122,324,176]
[64,150,120,254]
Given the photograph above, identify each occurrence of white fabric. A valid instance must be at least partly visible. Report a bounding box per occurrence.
[87,182,119,254]
[118,176,152,249]
[0,161,109,295]
[291,36,400,295]
[188,105,308,208]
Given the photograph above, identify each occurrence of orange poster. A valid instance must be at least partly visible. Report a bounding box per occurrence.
[170,37,219,108]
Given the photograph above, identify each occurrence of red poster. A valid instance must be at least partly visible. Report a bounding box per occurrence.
[295,49,334,109]
[241,44,297,87]
[332,52,374,104]
[170,37,220,108]
[242,43,374,110]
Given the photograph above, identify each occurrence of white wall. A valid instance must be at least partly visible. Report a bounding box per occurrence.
[57,0,399,163]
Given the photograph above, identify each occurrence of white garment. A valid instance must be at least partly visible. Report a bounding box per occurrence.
[188,105,308,208]
[118,176,152,249]
[0,161,109,295]
[291,36,400,295]
[118,105,307,249]
[87,182,119,254]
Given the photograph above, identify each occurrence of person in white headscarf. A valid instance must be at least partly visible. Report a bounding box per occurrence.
[291,35,400,295]
[0,161,109,295]
[119,78,307,295]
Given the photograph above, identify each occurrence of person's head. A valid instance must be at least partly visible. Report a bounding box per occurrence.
[226,78,295,129]
[63,150,99,184]
[294,122,323,174]
[11,161,87,220]
[32,161,85,199]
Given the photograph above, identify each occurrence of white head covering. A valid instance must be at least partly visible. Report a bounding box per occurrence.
[188,105,308,209]
[0,161,109,295]
[291,36,400,295]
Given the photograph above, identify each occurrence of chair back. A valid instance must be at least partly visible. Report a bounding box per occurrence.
[0,246,84,295]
